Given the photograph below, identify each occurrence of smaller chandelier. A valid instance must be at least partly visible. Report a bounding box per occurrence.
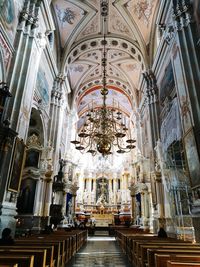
[70,3,136,157]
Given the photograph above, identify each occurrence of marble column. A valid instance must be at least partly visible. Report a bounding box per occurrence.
[48,76,64,166]
[109,179,112,203]
[154,172,165,223]
[0,0,44,233]
[93,179,97,204]
[6,0,46,135]
[43,176,53,217]
[172,2,200,240]
[62,190,67,217]
[33,176,45,216]
[71,185,79,217]
[173,1,200,140]
[141,186,149,229]
[113,178,117,205]
[129,186,136,224]
[88,178,92,205]
[143,73,156,160]
[143,71,160,151]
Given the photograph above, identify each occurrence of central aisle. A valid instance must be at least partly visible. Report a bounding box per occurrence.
[66,236,132,267]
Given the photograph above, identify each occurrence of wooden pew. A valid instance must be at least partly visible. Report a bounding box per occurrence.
[14,230,87,267]
[116,233,155,261]
[0,249,46,267]
[138,243,199,267]
[0,245,54,267]
[52,229,87,265]
[0,265,18,267]
[16,230,87,267]
[16,237,62,267]
[0,255,34,267]
[167,261,200,267]
[155,254,200,267]
[147,249,200,267]
[52,231,76,264]
[131,237,179,265]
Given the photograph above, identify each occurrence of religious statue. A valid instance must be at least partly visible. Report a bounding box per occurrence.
[96,194,107,206]
[96,179,108,206]
[154,139,166,171]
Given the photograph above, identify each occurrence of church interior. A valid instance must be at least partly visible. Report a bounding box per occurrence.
[0,0,200,266]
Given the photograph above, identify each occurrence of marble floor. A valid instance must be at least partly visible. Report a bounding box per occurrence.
[66,236,132,267]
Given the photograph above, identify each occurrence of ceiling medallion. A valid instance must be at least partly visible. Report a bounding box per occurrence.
[70,0,136,157]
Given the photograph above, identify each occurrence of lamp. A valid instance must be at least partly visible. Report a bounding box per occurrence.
[70,0,136,157]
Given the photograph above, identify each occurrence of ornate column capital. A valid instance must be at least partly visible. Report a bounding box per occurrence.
[151,171,162,182]
[128,185,136,197]
[143,70,158,104]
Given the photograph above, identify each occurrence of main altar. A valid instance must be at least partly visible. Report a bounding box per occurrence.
[75,165,132,226]
[92,214,114,227]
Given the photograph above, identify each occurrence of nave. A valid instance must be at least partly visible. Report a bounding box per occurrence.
[66,236,132,267]
[1,0,200,262]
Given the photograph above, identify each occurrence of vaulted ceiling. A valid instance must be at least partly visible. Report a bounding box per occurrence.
[51,0,159,124]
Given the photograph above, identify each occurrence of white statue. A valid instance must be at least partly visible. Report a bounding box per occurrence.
[96,179,108,205]
[96,193,107,206]
[155,139,166,170]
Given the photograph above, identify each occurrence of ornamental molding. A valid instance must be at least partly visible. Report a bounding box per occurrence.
[26,133,43,150]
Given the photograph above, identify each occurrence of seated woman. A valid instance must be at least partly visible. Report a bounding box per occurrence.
[158,227,168,238]
[0,228,15,245]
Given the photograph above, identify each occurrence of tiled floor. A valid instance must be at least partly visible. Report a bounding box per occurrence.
[66,236,132,267]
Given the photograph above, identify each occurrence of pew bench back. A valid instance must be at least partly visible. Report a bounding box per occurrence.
[0,255,34,267]
[155,254,200,267]
[0,249,46,267]
[148,249,200,267]
[167,261,200,267]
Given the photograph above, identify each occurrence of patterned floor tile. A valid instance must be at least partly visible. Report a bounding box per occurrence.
[66,236,132,267]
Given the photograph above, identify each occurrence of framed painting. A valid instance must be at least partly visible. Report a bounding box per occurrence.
[184,129,200,188]
[25,149,40,168]
[8,137,26,192]
[159,61,175,103]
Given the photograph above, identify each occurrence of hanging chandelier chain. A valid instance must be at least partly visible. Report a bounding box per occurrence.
[70,0,136,157]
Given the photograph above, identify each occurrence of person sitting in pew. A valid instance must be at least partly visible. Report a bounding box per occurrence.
[42,224,53,234]
[158,227,168,238]
[0,228,15,245]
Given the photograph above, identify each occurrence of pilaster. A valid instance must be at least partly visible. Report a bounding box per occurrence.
[129,186,136,224]
[6,0,44,136]
[173,1,200,149]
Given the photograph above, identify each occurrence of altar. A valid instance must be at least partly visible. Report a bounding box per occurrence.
[92,214,114,227]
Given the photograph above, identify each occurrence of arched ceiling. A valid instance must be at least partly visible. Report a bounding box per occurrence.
[51,0,159,121]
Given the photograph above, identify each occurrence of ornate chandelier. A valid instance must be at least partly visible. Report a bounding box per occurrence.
[70,1,136,157]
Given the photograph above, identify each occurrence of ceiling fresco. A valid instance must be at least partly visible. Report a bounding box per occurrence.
[52,0,159,125]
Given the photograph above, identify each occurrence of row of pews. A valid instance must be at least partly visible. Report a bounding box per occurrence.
[115,228,200,267]
[0,228,87,267]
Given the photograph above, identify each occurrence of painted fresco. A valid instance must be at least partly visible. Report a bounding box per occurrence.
[0,32,12,71]
[0,0,23,43]
[172,46,200,190]
[78,88,132,116]
[69,63,90,89]
[53,0,84,47]
[184,129,200,188]
[126,0,158,44]
[159,62,175,102]
[172,46,192,133]
[36,68,50,105]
